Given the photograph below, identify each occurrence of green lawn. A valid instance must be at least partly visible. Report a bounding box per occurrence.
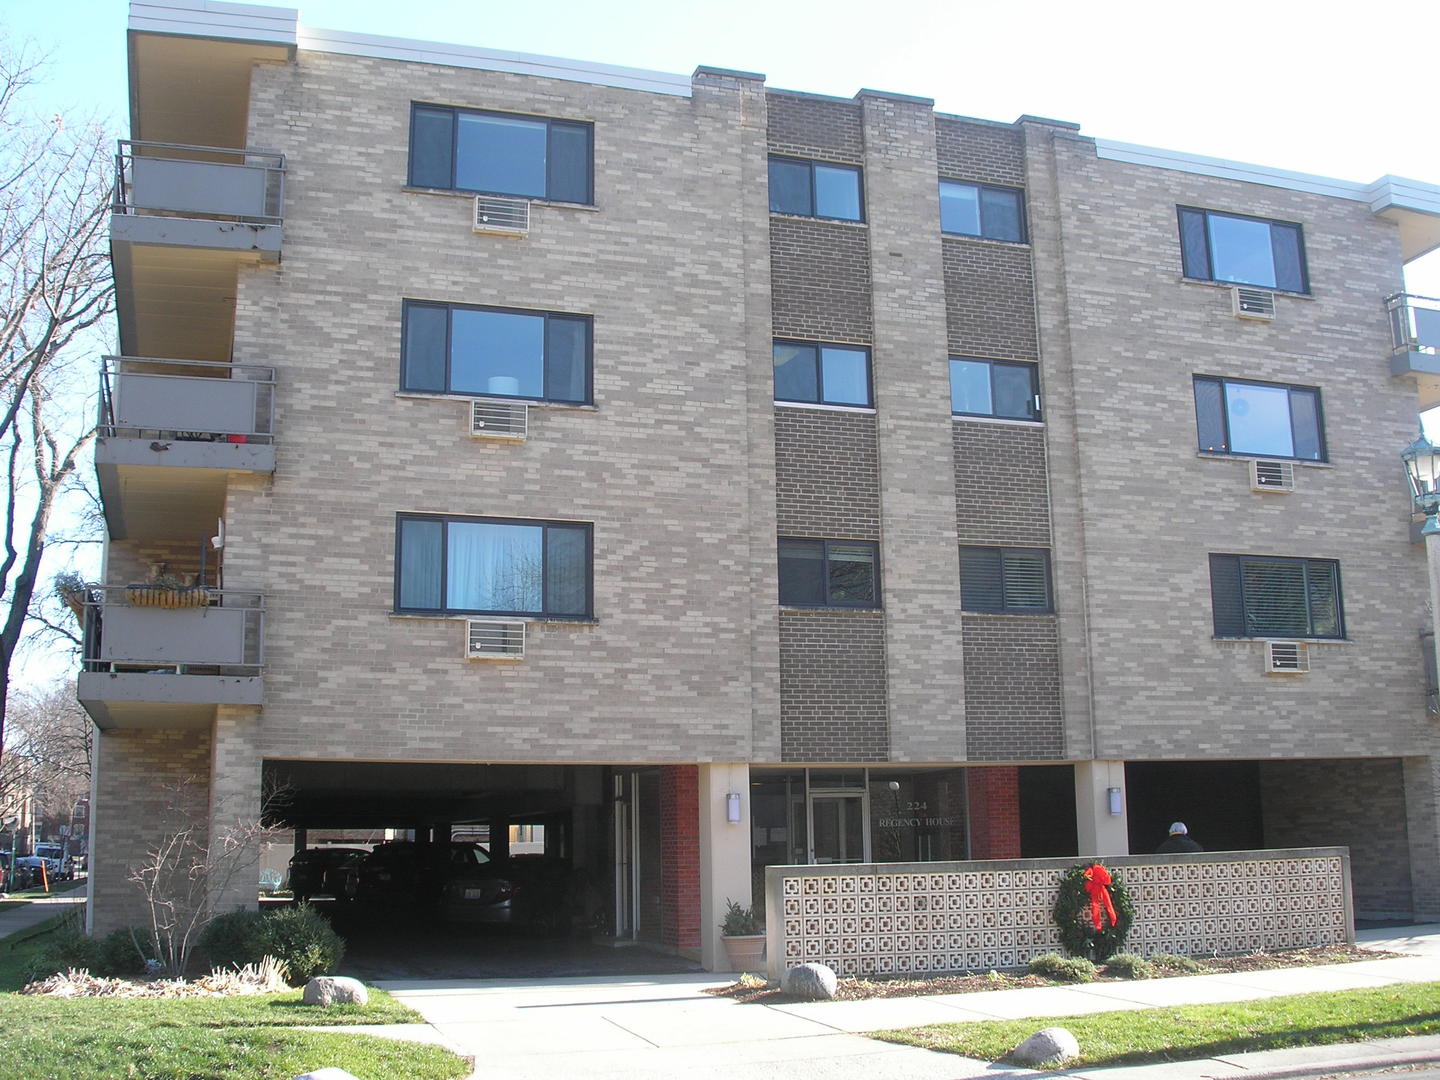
[874,982,1440,1069]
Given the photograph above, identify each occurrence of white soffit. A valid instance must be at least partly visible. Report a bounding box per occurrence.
[129,0,299,47]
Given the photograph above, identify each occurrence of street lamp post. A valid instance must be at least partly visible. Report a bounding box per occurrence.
[1401,432,1440,713]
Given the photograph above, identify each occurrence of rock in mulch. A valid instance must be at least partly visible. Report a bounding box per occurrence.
[301,975,369,1006]
[1009,1026,1080,1067]
[780,962,838,1000]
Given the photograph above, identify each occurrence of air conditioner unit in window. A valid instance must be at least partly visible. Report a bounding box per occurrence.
[1250,459,1296,493]
[1231,287,1276,320]
[470,399,528,440]
[1263,640,1309,674]
[473,195,529,236]
[466,618,525,660]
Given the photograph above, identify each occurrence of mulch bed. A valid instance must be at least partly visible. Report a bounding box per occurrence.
[706,944,1393,1004]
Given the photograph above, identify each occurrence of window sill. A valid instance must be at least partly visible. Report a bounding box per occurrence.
[775,401,876,415]
[1212,636,1348,644]
[1196,451,1330,467]
[390,612,599,625]
[778,605,883,615]
[961,610,1056,618]
[941,233,1030,250]
[1179,276,1312,299]
[952,414,1044,428]
[395,391,598,412]
[401,186,600,212]
[768,211,867,229]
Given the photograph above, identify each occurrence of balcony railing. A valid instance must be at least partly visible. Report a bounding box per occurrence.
[100,357,275,444]
[1386,293,1440,356]
[114,140,285,225]
[81,585,264,676]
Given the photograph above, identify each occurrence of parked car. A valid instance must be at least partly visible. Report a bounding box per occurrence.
[12,856,48,890]
[33,844,74,881]
[285,846,366,902]
[355,840,522,923]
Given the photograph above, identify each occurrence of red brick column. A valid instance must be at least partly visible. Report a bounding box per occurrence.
[967,765,1021,858]
[659,764,701,953]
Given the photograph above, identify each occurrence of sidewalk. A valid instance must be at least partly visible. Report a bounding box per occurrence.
[375,924,1440,1080]
[0,887,86,941]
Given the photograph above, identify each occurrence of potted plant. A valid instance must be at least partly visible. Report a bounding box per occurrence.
[126,564,209,609]
[719,898,765,972]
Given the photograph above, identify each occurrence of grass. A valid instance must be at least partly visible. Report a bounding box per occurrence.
[874,981,1440,1069]
[0,912,73,991]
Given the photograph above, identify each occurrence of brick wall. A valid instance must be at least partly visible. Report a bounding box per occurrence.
[935,117,1025,186]
[769,218,874,342]
[953,421,1051,546]
[943,239,1039,358]
[774,408,880,538]
[659,764,701,952]
[766,92,864,162]
[966,765,1021,857]
[962,616,1064,760]
[779,610,888,762]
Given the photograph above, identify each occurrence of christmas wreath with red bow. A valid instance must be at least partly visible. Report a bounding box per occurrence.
[1053,862,1134,961]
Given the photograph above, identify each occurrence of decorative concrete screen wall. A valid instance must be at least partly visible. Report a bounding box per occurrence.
[763,848,1351,981]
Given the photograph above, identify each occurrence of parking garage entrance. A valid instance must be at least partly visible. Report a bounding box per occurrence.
[262,760,701,979]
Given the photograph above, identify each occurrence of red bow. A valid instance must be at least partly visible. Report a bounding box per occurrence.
[1082,863,1117,932]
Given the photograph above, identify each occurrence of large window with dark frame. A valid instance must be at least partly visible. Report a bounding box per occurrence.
[1177,206,1308,293]
[1209,553,1343,639]
[767,156,864,222]
[778,538,879,608]
[949,357,1040,420]
[939,179,1026,242]
[408,104,593,203]
[395,514,591,618]
[773,340,872,408]
[1193,375,1324,461]
[401,300,591,404]
[959,546,1052,614]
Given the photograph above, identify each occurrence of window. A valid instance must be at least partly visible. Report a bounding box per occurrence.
[1177,207,1308,293]
[778,538,879,608]
[959,547,1052,614]
[1193,376,1324,461]
[768,156,864,221]
[773,340,872,407]
[939,180,1025,241]
[409,104,593,203]
[402,301,591,404]
[1209,554,1343,639]
[950,358,1039,420]
[395,514,591,618]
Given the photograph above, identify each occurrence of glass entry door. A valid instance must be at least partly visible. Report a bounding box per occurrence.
[808,794,866,864]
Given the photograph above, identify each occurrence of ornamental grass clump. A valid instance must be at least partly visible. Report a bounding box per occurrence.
[1026,951,1097,983]
[1102,952,1154,980]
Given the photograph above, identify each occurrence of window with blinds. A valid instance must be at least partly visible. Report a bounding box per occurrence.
[959,547,1053,614]
[1209,553,1343,639]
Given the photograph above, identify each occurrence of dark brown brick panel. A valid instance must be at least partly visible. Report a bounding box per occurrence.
[766,91,864,163]
[943,237,1038,359]
[953,421,1051,547]
[780,610,888,763]
[935,117,1025,187]
[771,218,874,342]
[775,408,880,539]
[962,615,1063,761]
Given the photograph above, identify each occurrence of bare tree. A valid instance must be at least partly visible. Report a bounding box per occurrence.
[0,680,90,829]
[0,45,115,759]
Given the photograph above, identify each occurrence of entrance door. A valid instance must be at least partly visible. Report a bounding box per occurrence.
[808,794,866,864]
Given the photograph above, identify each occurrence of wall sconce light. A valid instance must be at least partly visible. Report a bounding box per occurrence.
[726,792,741,824]
[1107,787,1123,816]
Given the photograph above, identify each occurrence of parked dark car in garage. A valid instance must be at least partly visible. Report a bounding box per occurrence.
[355,840,523,923]
[285,846,367,902]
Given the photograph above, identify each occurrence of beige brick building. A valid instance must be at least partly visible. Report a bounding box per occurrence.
[82,0,1440,968]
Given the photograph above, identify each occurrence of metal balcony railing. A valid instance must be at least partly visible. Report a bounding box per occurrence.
[99,357,275,444]
[114,140,285,225]
[81,585,264,676]
[1386,293,1440,356]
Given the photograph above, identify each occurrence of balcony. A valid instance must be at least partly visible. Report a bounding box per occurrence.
[96,357,274,541]
[110,141,284,361]
[1387,293,1440,409]
[76,586,264,730]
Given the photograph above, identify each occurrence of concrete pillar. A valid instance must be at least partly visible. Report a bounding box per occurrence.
[1403,755,1440,920]
[698,763,752,972]
[207,706,263,915]
[1074,760,1129,856]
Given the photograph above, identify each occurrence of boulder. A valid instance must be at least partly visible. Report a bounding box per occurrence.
[1009,1026,1080,1067]
[301,975,369,1006]
[780,962,837,1000]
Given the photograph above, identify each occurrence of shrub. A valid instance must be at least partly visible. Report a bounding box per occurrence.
[1150,952,1208,974]
[197,909,267,970]
[719,899,762,936]
[98,928,157,976]
[26,928,102,981]
[251,904,345,984]
[1103,952,1153,980]
[1027,951,1097,983]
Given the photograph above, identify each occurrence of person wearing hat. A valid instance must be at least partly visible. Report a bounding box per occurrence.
[1156,821,1204,853]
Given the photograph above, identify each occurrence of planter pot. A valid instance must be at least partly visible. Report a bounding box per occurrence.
[126,585,210,609]
[721,933,766,973]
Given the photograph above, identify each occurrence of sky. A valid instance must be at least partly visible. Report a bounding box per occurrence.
[4,0,1440,686]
